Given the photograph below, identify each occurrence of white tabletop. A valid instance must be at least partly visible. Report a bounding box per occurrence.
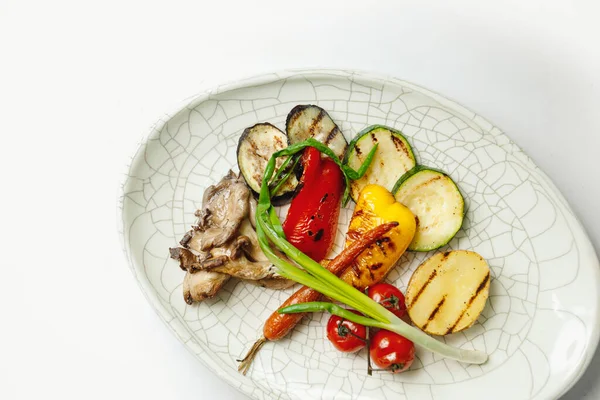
[1,1,599,399]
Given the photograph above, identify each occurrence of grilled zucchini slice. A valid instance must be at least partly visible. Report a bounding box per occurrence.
[286,105,348,159]
[345,125,416,202]
[405,250,490,335]
[237,123,298,203]
[393,166,464,251]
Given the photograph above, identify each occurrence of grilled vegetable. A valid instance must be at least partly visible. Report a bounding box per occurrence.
[238,222,399,375]
[327,310,367,353]
[369,330,415,373]
[286,105,348,159]
[345,125,416,202]
[340,184,417,290]
[254,138,488,366]
[367,283,407,320]
[282,146,344,262]
[393,166,464,251]
[405,250,490,335]
[237,123,299,203]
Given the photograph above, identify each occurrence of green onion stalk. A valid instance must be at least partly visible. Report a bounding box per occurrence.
[255,138,487,365]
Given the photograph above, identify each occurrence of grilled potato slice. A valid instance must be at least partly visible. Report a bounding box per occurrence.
[405,250,490,335]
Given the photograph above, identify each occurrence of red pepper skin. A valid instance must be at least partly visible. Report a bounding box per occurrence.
[282,147,344,262]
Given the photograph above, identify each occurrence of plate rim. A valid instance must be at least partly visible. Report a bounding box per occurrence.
[118,68,600,400]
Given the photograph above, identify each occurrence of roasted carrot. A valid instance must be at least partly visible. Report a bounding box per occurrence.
[237,221,398,375]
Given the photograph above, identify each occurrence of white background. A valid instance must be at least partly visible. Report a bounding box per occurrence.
[1,1,599,399]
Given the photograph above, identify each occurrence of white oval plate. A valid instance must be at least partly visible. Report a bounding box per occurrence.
[120,69,600,400]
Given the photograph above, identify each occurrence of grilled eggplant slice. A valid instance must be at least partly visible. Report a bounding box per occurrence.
[237,123,299,204]
[345,125,416,202]
[405,250,490,335]
[393,166,464,251]
[286,105,348,159]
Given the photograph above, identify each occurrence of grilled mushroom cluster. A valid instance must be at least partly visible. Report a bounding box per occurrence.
[169,171,293,304]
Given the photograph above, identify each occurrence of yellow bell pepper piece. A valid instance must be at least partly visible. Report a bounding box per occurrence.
[341,184,416,290]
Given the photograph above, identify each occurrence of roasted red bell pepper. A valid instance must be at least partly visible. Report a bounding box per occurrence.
[282,146,344,262]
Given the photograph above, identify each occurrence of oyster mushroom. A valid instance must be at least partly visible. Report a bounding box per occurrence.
[170,171,292,304]
[193,170,250,251]
[183,271,231,305]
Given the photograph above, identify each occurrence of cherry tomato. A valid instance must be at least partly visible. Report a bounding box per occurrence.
[326,310,367,353]
[367,283,407,319]
[369,330,415,373]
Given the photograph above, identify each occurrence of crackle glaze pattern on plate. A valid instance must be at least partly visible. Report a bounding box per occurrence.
[120,70,600,400]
